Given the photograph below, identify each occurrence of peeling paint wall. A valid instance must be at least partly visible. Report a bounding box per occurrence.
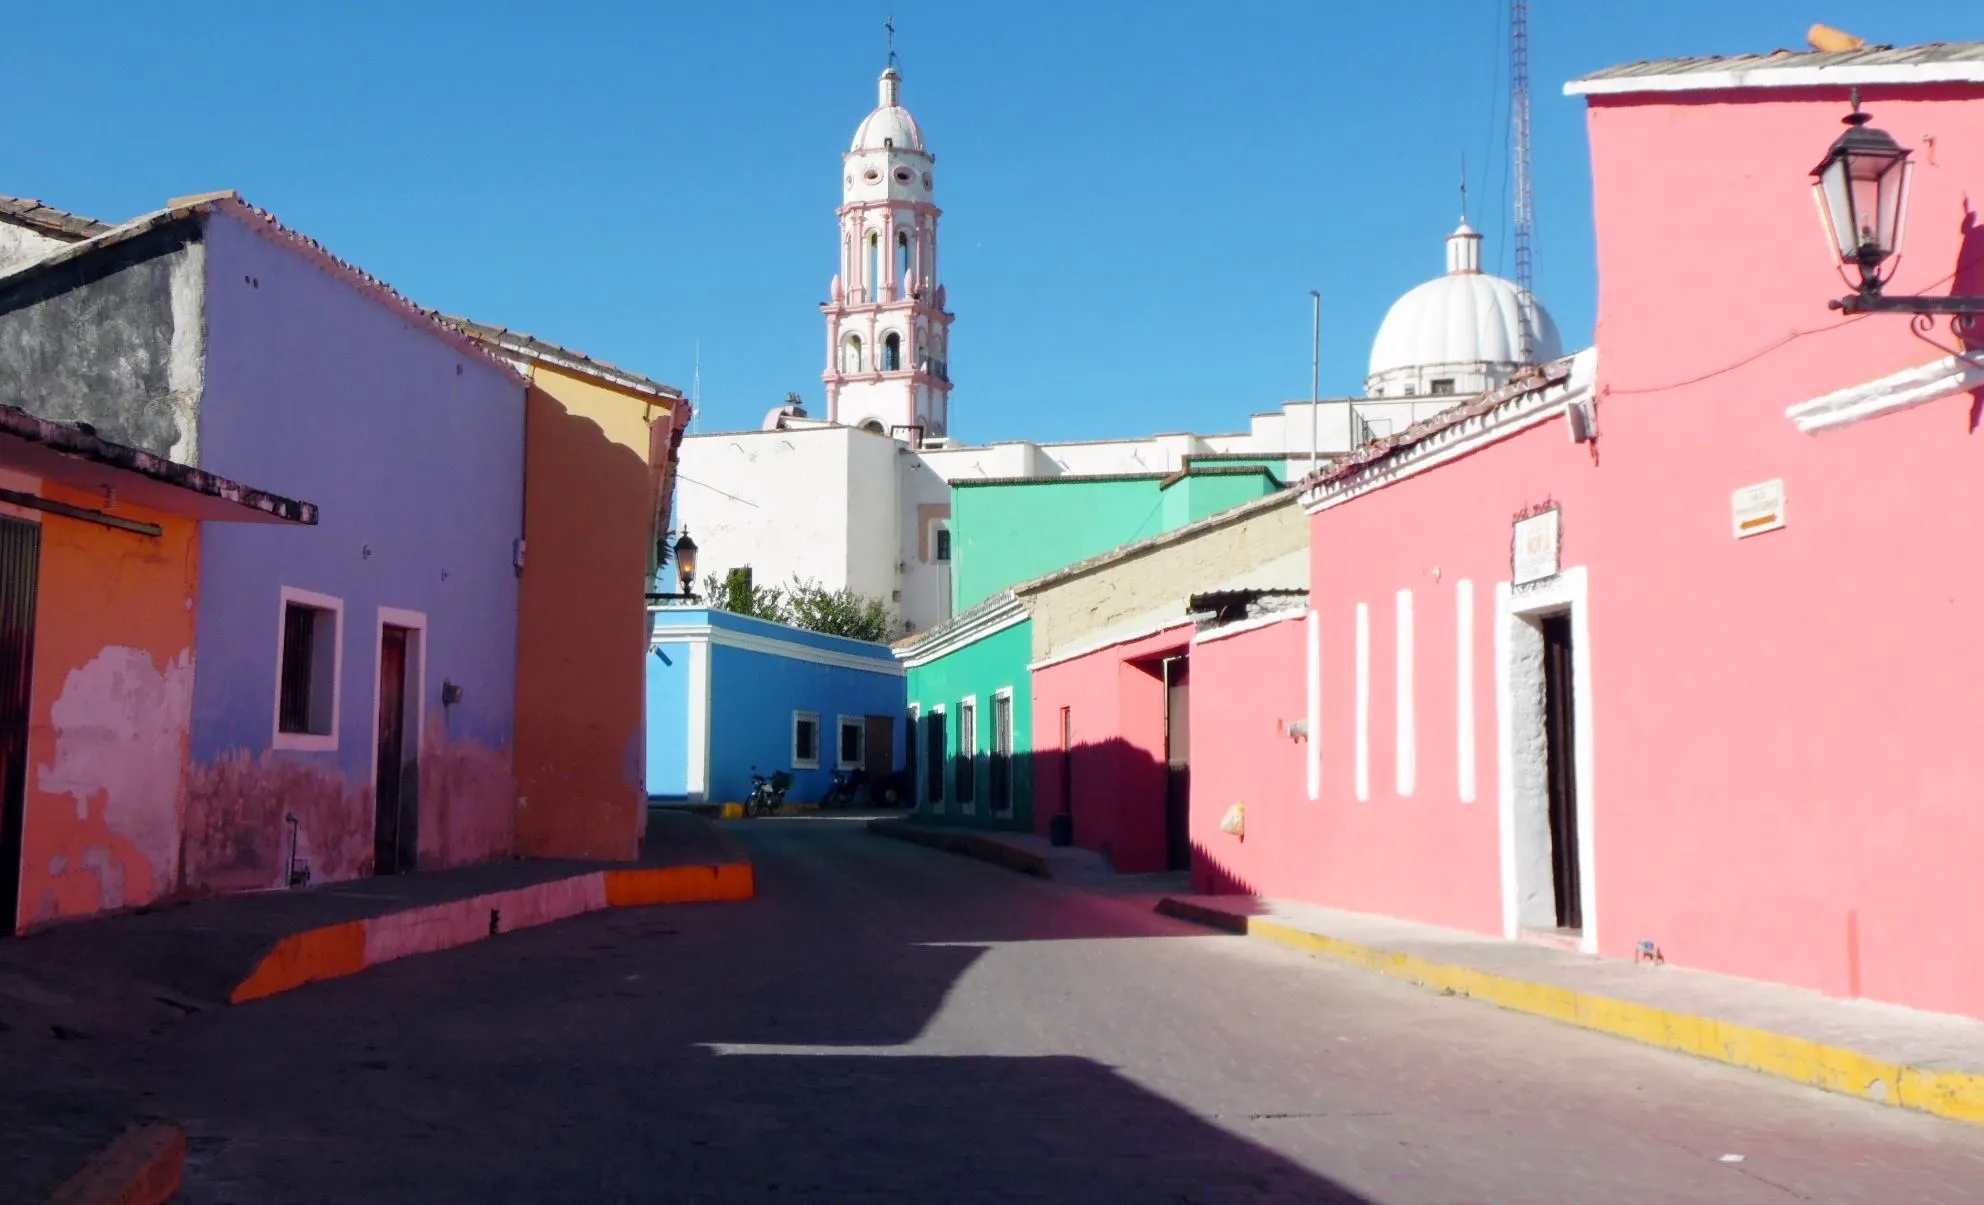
[0,225,206,463]
[183,208,524,887]
[17,481,201,929]
[0,222,77,276]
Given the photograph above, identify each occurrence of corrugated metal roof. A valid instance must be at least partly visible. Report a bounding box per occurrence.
[1570,41,1984,92]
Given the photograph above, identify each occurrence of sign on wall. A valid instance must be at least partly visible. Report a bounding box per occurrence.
[1732,479,1786,539]
[1512,505,1561,586]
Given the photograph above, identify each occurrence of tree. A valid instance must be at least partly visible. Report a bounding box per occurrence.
[782,577,895,643]
[702,567,785,622]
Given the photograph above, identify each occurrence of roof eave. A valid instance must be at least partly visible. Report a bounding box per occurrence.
[1566,60,1984,97]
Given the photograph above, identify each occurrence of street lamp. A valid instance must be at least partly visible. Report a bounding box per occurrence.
[1813,89,1983,325]
[647,529,700,604]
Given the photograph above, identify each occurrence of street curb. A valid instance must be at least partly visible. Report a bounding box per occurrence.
[230,860,756,1004]
[1155,896,1984,1126]
[866,819,1052,878]
[39,1122,185,1205]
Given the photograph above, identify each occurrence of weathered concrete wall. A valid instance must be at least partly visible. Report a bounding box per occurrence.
[16,481,200,929]
[0,226,205,463]
[0,222,75,276]
[1024,499,1307,662]
[181,208,525,891]
[514,364,665,860]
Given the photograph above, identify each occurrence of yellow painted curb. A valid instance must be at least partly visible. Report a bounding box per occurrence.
[1157,898,1984,1126]
[717,803,747,820]
[40,1121,185,1205]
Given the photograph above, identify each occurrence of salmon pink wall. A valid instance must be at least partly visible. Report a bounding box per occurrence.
[1304,416,1598,937]
[1576,84,1984,1015]
[1187,617,1307,897]
[1030,624,1191,874]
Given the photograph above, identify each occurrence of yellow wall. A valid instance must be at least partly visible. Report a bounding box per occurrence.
[513,362,671,860]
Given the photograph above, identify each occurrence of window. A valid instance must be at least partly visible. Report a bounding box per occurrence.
[1429,378,1456,395]
[883,331,902,371]
[991,689,1014,815]
[275,587,342,750]
[793,711,821,769]
[838,716,865,769]
[935,526,952,563]
[925,706,947,808]
[868,231,881,295]
[956,697,978,810]
[843,334,864,373]
[897,230,912,280]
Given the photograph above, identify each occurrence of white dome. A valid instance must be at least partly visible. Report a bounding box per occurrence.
[1367,221,1563,386]
[851,67,924,152]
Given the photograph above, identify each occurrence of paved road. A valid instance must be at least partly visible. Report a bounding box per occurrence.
[96,817,1984,1203]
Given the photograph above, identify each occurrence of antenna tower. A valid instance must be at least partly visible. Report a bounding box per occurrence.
[1510,0,1535,364]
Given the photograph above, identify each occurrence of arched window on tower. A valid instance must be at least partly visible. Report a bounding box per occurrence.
[843,333,864,373]
[897,231,912,288]
[867,231,881,297]
[883,332,902,372]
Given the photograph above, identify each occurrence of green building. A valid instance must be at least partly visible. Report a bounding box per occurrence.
[901,462,1281,831]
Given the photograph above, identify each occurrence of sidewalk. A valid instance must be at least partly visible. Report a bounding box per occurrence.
[868,817,1121,885]
[1,809,753,1205]
[1158,893,1984,1126]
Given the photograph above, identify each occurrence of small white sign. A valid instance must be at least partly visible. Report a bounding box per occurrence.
[1512,508,1561,586]
[1732,479,1786,539]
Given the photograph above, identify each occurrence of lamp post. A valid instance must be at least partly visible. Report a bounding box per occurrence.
[647,529,700,604]
[1813,89,1983,330]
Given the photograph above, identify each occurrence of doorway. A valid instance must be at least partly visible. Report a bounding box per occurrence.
[1163,655,1192,872]
[1541,614,1581,931]
[373,622,421,875]
[0,516,40,933]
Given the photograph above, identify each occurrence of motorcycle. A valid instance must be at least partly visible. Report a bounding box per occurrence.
[820,768,868,810]
[745,769,791,817]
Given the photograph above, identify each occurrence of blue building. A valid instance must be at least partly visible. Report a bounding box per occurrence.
[647,608,906,805]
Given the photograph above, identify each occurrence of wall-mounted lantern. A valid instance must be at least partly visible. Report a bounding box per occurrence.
[1814,89,1983,331]
[647,528,701,605]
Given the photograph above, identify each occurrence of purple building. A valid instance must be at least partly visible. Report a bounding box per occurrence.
[0,192,528,892]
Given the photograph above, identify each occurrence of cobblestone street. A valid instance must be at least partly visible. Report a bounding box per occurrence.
[71,818,1984,1203]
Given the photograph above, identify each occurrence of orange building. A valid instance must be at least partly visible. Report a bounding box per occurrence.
[0,404,314,932]
[444,318,686,861]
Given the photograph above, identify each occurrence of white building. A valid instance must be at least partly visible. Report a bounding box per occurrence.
[675,52,1565,637]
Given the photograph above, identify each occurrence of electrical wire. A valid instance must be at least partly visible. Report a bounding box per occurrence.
[675,473,760,508]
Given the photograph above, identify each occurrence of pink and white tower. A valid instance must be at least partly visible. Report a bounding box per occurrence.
[822,46,953,439]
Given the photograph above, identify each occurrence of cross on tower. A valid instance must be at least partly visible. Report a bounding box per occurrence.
[885,14,897,67]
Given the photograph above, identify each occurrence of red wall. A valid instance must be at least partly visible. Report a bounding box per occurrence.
[1186,617,1308,897]
[1030,625,1191,874]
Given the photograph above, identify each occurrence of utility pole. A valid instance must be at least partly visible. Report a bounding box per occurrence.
[1309,289,1322,475]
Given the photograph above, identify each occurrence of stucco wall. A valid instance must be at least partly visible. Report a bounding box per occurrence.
[950,478,1166,611]
[1024,499,1307,662]
[1186,615,1315,898]
[513,364,668,860]
[182,209,525,891]
[0,222,79,276]
[705,642,904,805]
[0,226,205,462]
[16,485,199,929]
[644,639,694,798]
[1030,624,1193,874]
[906,618,1033,830]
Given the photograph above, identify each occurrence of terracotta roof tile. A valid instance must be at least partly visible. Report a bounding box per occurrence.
[0,195,113,240]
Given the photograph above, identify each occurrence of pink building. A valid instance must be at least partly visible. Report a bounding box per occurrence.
[1194,41,1984,1021]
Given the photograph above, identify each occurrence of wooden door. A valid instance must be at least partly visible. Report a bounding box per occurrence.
[0,517,39,932]
[373,625,413,876]
[1542,614,1581,931]
[1163,656,1192,872]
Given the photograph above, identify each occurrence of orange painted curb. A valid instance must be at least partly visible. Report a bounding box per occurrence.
[230,919,367,1003]
[604,861,756,906]
[40,1123,185,1205]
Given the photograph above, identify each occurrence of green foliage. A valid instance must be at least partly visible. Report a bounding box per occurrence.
[701,568,893,644]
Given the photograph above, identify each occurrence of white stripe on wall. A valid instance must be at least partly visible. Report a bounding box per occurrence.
[1395,589,1416,797]
[686,640,713,802]
[1305,609,1321,801]
[1354,602,1370,803]
[1457,578,1476,803]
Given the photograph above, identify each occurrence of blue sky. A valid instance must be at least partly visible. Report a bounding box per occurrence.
[2,2,1966,442]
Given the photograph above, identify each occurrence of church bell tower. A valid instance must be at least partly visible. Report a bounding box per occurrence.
[822,33,954,440]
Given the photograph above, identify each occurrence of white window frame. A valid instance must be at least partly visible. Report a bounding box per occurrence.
[836,714,866,770]
[990,687,1015,816]
[956,694,979,815]
[792,709,822,770]
[273,585,345,752]
[927,703,946,812]
[370,606,429,800]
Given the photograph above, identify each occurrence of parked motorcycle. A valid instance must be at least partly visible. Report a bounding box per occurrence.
[745,769,791,817]
[820,768,868,810]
